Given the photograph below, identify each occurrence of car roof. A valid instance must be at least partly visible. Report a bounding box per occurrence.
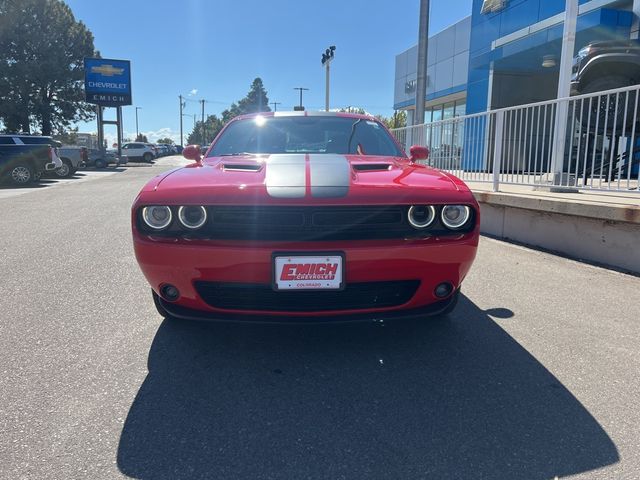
[233,111,379,122]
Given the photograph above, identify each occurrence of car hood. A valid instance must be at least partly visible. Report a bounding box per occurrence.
[139,154,472,205]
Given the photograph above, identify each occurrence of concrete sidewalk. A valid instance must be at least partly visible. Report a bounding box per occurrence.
[467,181,640,274]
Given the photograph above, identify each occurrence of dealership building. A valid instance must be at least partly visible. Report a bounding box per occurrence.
[394,0,639,123]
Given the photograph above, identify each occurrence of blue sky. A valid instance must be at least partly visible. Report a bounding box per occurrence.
[66,0,472,143]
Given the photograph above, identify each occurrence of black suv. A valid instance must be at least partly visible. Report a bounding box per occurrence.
[571,40,640,96]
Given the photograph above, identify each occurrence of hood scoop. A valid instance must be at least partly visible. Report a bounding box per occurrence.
[352,163,393,172]
[222,163,263,172]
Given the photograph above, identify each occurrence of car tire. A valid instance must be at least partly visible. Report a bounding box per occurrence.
[579,75,635,134]
[8,164,35,186]
[55,159,73,178]
[438,288,460,317]
[152,289,176,321]
[94,158,107,169]
[143,152,153,163]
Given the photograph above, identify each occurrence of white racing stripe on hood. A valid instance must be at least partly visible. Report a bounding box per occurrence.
[265,154,306,198]
[264,154,350,198]
[308,154,350,198]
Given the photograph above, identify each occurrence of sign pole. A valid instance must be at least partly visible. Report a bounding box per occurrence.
[97,105,104,151]
[116,106,123,159]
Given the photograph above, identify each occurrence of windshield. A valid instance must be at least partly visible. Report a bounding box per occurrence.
[208,116,404,157]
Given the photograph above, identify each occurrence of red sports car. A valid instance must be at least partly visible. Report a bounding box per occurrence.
[132,112,479,322]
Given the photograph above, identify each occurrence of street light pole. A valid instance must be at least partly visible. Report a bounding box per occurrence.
[271,101,282,112]
[135,106,141,138]
[200,99,205,145]
[179,95,184,147]
[321,46,336,112]
[415,0,430,125]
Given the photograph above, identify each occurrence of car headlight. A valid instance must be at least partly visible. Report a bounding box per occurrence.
[178,206,207,229]
[142,206,172,230]
[407,205,436,229]
[441,205,471,229]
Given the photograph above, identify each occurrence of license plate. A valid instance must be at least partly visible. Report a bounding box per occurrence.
[273,253,344,291]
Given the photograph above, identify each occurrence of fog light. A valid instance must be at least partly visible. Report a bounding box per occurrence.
[434,282,453,298]
[160,284,180,302]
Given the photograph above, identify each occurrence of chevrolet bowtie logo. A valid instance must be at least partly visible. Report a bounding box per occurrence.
[91,64,124,76]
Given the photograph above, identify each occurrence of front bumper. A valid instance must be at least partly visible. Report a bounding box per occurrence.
[134,231,479,321]
[155,289,458,323]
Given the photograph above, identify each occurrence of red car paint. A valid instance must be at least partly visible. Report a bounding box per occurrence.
[132,112,479,322]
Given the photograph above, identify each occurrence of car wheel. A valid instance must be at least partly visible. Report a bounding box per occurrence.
[143,152,153,163]
[33,170,42,182]
[9,164,34,186]
[152,289,176,321]
[55,159,72,178]
[94,158,106,169]
[438,288,460,317]
[579,76,635,134]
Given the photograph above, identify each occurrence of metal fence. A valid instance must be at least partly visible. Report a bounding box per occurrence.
[391,84,640,193]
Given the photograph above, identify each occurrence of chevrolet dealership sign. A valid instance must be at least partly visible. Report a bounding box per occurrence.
[84,58,132,106]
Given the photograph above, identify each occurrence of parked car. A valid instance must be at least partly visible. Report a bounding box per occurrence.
[158,143,175,155]
[571,40,640,133]
[132,112,480,323]
[121,142,155,162]
[0,143,58,186]
[0,134,62,184]
[55,146,88,177]
[85,148,120,168]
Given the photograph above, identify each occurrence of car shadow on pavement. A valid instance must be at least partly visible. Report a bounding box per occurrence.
[117,295,619,479]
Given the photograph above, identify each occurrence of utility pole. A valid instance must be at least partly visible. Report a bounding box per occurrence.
[550,0,578,186]
[321,46,336,111]
[179,95,184,147]
[414,0,430,125]
[135,106,141,138]
[293,87,309,111]
[271,101,282,112]
[200,99,205,145]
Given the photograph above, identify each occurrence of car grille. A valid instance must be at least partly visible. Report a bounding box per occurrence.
[138,205,475,240]
[198,206,439,241]
[194,280,420,312]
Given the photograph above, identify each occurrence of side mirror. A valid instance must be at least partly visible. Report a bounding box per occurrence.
[183,144,202,163]
[409,145,429,162]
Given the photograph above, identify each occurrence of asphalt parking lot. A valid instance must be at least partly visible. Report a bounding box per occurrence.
[1,156,639,480]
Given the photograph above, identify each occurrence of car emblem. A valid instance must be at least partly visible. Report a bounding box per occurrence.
[91,64,124,77]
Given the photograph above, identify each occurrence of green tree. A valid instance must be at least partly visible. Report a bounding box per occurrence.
[53,126,79,145]
[221,78,271,123]
[377,110,407,130]
[135,133,149,143]
[339,106,367,115]
[187,114,224,145]
[0,0,99,135]
[156,137,174,145]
